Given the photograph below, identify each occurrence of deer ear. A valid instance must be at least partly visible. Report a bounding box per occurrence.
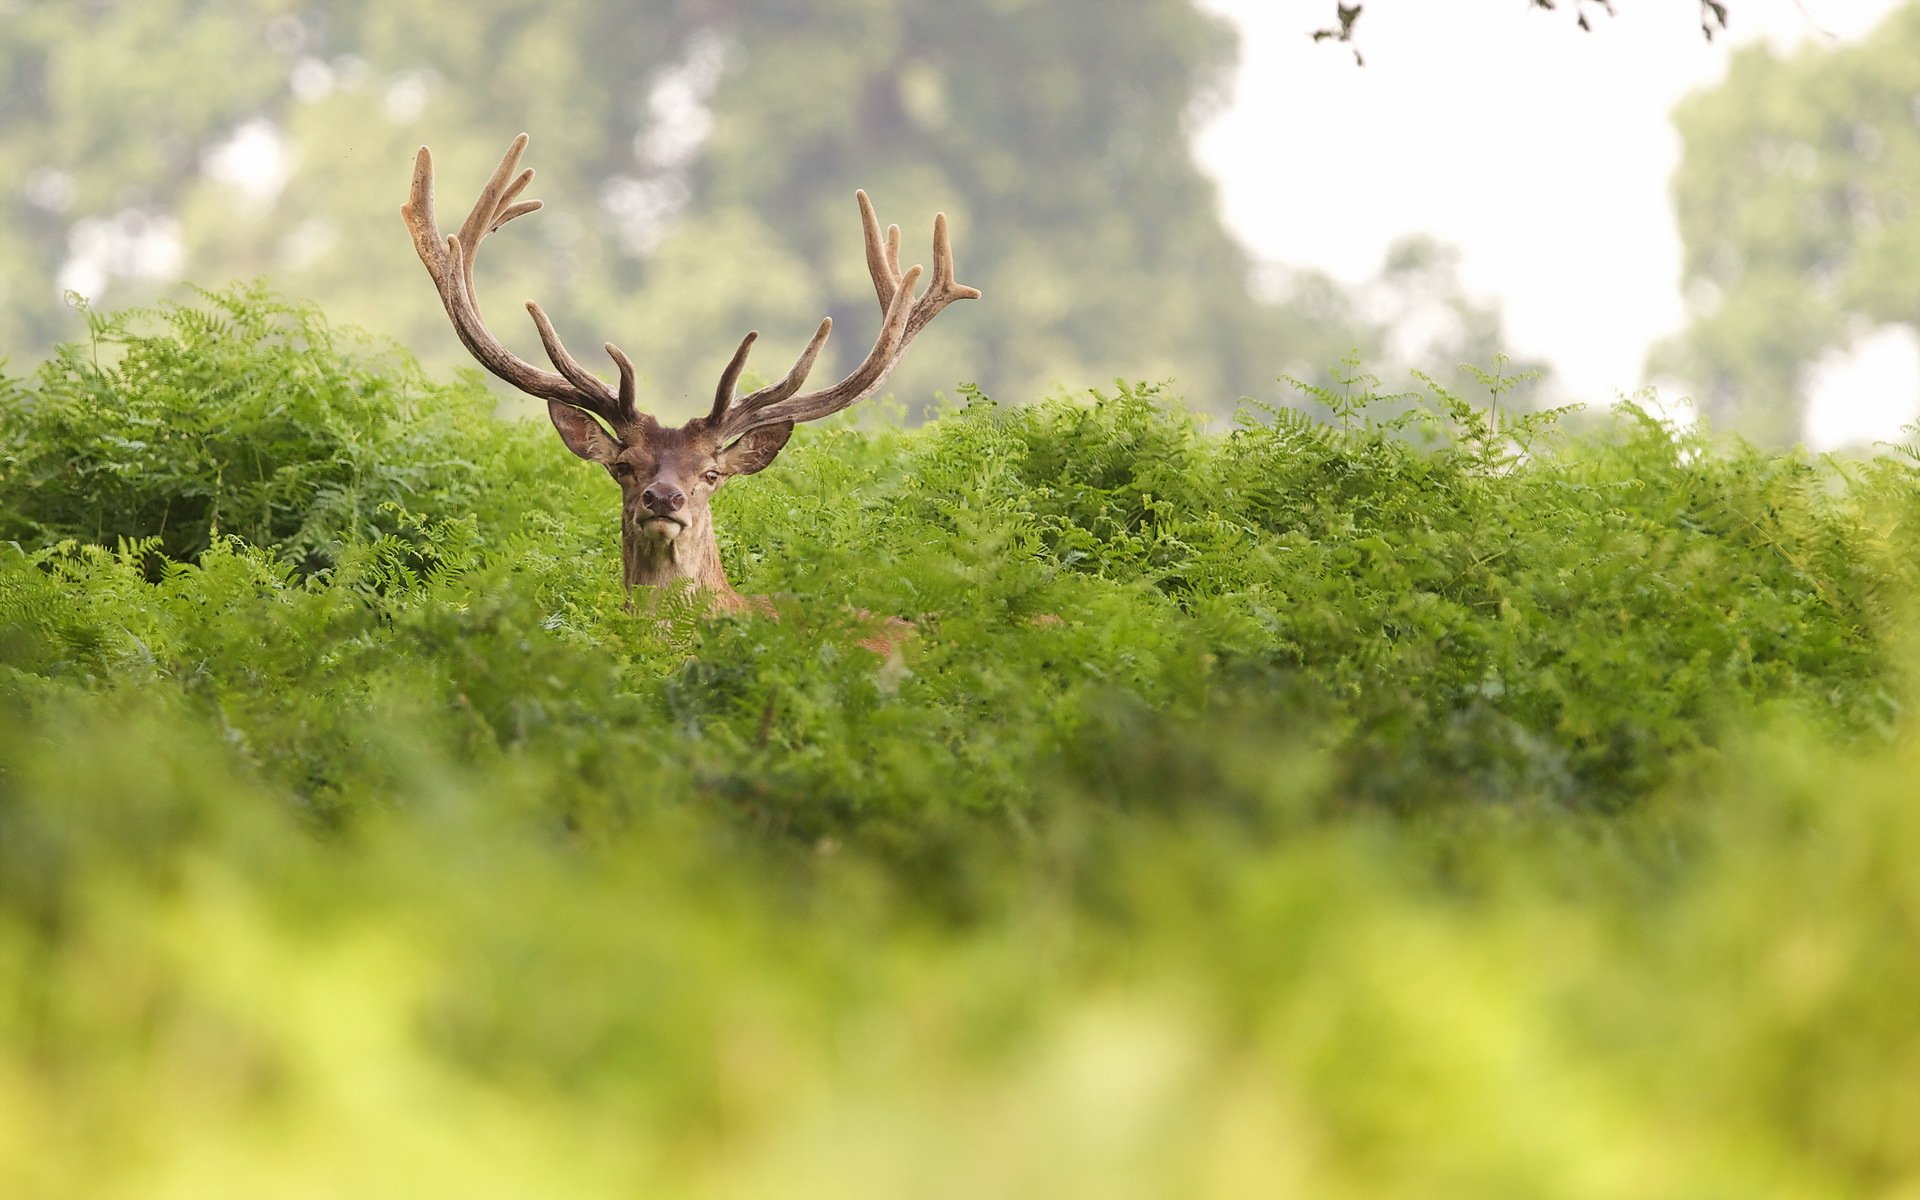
[546,398,622,463]
[718,422,794,476]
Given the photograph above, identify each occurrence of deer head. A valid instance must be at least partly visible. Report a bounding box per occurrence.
[401,134,979,611]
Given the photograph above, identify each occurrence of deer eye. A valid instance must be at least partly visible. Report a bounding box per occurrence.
[703,469,721,485]
[612,462,635,479]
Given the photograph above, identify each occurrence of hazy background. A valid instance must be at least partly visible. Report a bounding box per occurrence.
[3,0,1916,442]
[1198,0,1919,448]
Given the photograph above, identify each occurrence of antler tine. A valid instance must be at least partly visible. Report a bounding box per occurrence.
[526,302,629,418]
[708,332,759,426]
[401,147,450,282]
[455,140,535,309]
[402,134,646,431]
[857,190,906,316]
[738,264,922,432]
[466,173,540,296]
[457,134,529,250]
[906,212,982,338]
[719,318,835,436]
[605,342,640,427]
[717,189,978,441]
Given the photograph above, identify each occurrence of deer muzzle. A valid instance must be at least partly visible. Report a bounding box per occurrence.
[641,482,686,516]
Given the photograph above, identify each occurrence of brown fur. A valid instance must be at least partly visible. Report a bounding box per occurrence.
[600,423,764,608]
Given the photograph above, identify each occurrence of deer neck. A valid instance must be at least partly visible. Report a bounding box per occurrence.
[621,522,743,609]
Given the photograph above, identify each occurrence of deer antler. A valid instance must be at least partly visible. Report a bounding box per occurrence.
[401,134,643,434]
[711,190,980,442]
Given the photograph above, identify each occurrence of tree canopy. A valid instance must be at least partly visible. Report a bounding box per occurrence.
[0,0,1537,419]
[1652,2,1920,443]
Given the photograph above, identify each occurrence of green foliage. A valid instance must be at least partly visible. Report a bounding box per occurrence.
[0,287,558,568]
[3,290,1919,1193]
[0,290,1905,824]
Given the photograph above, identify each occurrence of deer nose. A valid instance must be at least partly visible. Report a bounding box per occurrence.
[641,483,686,515]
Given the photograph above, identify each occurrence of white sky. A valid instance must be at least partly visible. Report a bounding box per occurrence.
[1193,0,1918,447]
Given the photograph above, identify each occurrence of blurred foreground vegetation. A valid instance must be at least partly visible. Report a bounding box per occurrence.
[2,291,1918,1196]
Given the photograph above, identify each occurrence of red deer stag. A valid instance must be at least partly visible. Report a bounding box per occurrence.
[401,133,978,617]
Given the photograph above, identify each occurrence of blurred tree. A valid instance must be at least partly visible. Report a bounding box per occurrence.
[1368,235,1554,395]
[0,1,302,349]
[0,0,1539,419]
[1650,2,1920,443]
